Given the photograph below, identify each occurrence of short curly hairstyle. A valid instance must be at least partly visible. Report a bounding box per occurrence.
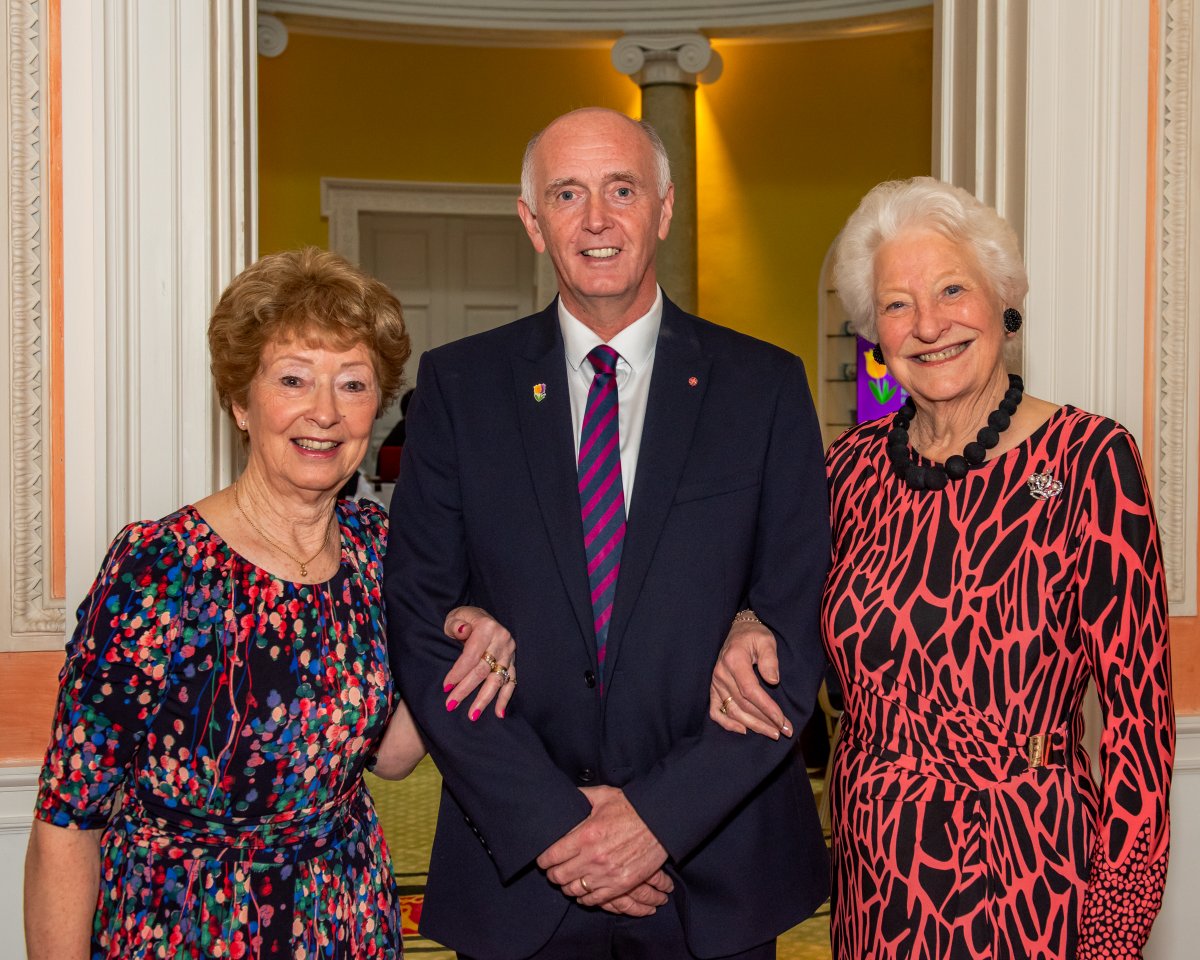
[208,248,410,419]
[834,177,1028,342]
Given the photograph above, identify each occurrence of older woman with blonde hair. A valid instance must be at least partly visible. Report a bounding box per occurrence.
[25,248,515,959]
[711,178,1174,959]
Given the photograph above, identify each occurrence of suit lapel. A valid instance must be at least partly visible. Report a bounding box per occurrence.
[511,302,595,652]
[604,300,710,687]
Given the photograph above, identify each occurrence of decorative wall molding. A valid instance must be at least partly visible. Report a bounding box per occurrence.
[1157,0,1199,616]
[8,0,66,645]
[320,177,555,318]
[257,1,931,49]
[1176,715,1200,771]
[0,766,38,837]
[0,765,37,955]
[259,0,929,32]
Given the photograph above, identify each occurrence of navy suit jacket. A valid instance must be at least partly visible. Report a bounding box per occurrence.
[385,297,831,959]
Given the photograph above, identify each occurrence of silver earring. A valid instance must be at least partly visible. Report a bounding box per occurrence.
[239,420,247,429]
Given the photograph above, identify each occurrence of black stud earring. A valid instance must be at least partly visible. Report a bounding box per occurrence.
[871,343,885,365]
[1003,307,1023,333]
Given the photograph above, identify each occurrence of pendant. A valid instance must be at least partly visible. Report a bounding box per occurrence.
[299,563,308,577]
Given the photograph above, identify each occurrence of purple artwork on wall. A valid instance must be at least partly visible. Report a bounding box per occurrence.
[856,335,907,423]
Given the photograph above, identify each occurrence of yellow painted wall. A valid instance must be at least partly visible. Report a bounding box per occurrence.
[258,29,932,373]
[699,31,933,367]
[258,36,637,253]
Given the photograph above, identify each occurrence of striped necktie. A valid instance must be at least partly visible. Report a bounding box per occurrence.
[578,345,625,690]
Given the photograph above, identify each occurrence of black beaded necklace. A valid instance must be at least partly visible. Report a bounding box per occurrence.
[886,373,1024,490]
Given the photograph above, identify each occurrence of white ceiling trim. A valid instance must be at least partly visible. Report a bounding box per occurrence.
[257,0,931,47]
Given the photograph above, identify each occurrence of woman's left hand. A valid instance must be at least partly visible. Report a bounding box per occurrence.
[441,605,517,719]
[709,617,792,740]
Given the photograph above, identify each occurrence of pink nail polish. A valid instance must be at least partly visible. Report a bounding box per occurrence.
[443,683,454,692]
[446,699,458,711]
[498,708,505,719]
[470,708,481,722]
[457,624,466,635]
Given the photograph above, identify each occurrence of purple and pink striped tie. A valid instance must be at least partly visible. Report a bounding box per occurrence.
[578,345,625,690]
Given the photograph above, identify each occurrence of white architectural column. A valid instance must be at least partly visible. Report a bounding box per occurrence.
[935,0,1150,440]
[933,0,1027,242]
[61,0,256,608]
[612,33,721,314]
[1022,1,1149,440]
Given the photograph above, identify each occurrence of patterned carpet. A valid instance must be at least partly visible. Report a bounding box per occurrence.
[367,758,832,959]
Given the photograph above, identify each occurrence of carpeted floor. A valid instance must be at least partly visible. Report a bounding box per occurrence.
[368,758,832,959]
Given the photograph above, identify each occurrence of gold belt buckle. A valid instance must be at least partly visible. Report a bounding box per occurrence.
[1026,733,1047,769]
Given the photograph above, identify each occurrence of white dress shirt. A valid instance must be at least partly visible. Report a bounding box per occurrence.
[559,288,663,510]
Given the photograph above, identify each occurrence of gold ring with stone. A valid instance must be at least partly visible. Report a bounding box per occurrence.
[489,660,509,674]
[481,652,498,670]
[720,695,735,715]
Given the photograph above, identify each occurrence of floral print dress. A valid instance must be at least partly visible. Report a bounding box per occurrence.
[36,499,403,959]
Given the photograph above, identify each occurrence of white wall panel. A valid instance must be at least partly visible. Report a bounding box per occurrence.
[1147,717,1200,958]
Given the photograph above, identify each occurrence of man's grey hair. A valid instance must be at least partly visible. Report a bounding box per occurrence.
[520,113,672,213]
[834,176,1029,343]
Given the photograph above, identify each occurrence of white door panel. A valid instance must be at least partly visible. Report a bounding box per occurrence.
[359,211,536,469]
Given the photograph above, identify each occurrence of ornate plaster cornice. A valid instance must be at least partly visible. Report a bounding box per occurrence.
[256,0,931,48]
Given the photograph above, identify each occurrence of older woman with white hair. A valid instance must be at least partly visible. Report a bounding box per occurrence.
[710,177,1174,959]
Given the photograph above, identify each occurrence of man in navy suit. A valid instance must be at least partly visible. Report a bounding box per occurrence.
[385,107,830,959]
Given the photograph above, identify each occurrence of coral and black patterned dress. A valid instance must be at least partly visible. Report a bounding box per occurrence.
[36,499,403,959]
[821,407,1173,960]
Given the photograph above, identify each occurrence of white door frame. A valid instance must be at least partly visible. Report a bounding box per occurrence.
[320,178,556,306]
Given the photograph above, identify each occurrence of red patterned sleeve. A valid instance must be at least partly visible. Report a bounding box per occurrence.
[1074,428,1174,959]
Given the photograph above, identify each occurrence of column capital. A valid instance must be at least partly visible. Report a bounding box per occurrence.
[257,14,289,58]
[611,33,722,88]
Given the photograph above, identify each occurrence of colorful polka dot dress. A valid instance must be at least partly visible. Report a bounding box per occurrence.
[36,499,403,958]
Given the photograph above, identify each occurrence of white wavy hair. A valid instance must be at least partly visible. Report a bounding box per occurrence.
[519,110,672,214]
[833,177,1028,342]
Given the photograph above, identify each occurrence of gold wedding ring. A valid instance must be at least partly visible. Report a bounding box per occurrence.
[719,695,735,715]
[579,877,590,892]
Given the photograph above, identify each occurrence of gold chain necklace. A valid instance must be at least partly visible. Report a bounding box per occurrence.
[232,481,334,578]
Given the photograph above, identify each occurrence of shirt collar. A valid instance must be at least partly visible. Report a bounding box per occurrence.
[559,287,663,374]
